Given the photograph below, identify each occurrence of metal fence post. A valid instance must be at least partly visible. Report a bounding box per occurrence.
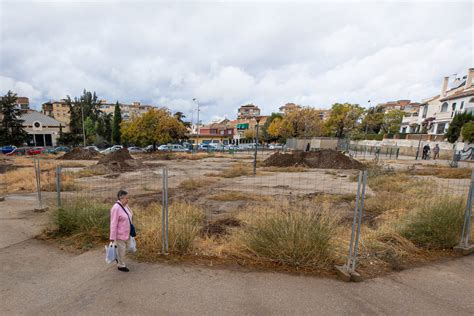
[457,171,474,252]
[165,168,169,253]
[34,159,43,210]
[161,168,169,254]
[351,170,368,271]
[346,171,362,269]
[56,165,62,208]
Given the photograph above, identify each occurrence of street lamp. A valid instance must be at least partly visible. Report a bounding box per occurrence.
[192,98,200,146]
[253,117,261,176]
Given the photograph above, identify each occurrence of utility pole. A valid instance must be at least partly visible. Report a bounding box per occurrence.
[253,117,261,176]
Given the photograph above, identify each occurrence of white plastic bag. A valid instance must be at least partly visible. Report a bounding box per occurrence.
[128,236,137,253]
[105,242,117,264]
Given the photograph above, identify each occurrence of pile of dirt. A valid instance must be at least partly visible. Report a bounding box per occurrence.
[92,148,144,172]
[58,148,101,160]
[263,149,364,170]
[200,217,242,237]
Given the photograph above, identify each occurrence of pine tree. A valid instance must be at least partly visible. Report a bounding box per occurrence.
[112,102,122,144]
[0,91,28,146]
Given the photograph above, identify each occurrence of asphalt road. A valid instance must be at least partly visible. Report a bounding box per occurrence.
[1,194,473,315]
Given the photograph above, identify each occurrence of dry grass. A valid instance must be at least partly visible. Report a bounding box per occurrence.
[207,163,253,178]
[208,191,270,202]
[68,168,107,178]
[398,196,465,249]
[229,199,341,268]
[409,167,472,179]
[135,202,205,255]
[262,166,309,173]
[178,178,216,190]
[4,164,76,192]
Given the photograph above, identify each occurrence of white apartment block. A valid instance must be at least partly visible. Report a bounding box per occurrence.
[400,68,474,135]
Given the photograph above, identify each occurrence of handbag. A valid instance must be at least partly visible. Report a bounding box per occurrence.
[116,202,137,237]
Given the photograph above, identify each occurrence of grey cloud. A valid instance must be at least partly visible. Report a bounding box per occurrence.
[0,1,472,122]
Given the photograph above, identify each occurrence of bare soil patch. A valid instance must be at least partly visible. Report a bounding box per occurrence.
[58,148,101,160]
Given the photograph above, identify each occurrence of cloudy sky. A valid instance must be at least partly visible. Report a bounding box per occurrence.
[0,0,473,123]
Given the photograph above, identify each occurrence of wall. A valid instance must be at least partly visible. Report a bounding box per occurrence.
[351,138,467,159]
[287,137,339,151]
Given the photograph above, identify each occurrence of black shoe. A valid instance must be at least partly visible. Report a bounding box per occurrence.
[118,267,130,272]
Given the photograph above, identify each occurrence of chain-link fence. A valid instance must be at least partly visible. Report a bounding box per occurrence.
[4,154,472,279]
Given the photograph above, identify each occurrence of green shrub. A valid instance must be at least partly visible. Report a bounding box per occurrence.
[399,196,465,249]
[53,198,110,248]
[238,206,338,267]
[461,121,474,143]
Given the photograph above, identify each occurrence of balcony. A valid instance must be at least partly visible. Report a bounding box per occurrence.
[401,115,419,125]
[434,111,452,121]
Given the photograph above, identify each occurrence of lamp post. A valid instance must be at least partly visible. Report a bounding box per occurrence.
[192,98,200,146]
[253,117,261,176]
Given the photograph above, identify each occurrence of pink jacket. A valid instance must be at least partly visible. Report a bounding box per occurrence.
[110,201,133,241]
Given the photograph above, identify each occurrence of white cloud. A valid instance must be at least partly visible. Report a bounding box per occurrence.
[0,1,472,121]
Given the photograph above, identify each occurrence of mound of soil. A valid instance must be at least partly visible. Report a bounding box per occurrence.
[263,149,364,170]
[200,217,242,238]
[58,148,101,160]
[93,148,143,172]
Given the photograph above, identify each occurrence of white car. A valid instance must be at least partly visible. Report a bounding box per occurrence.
[100,145,123,154]
[269,144,284,150]
[158,144,189,152]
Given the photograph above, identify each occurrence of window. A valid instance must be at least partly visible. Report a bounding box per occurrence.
[220,130,224,135]
[436,123,446,134]
[210,129,218,134]
[422,105,428,118]
[440,102,449,112]
[452,103,456,111]
[460,101,464,109]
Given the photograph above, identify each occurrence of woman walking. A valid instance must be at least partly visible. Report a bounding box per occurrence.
[110,189,133,272]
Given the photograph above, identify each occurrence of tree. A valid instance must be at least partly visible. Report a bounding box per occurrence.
[360,106,384,134]
[112,102,122,144]
[174,111,191,128]
[261,112,283,143]
[461,121,474,143]
[121,108,187,147]
[0,91,29,146]
[265,107,324,141]
[325,103,364,138]
[84,117,96,144]
[445,112,474,143]
[381,109,405,134]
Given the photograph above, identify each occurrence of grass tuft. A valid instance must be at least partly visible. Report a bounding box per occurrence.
[49,198,110,249]
[398,196,465,249]
[234,201,339,267]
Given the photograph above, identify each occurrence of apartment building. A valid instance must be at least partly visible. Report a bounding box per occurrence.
[400,68,474,135]
[98,101,154,120]
[42,99,154,126]
[237,104,261,119]
[188,119,235,145]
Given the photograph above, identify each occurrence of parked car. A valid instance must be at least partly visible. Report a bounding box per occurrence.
[6,147,28,156]
[1,145,16,154]
[198,144,217,151]
[128,146,144,153]
[100,145,123,154]
[27,147,45,155]
[269,144,284,150]
[158,144,189,152]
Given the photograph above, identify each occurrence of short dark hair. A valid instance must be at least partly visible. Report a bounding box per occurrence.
[117,190,128,200]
